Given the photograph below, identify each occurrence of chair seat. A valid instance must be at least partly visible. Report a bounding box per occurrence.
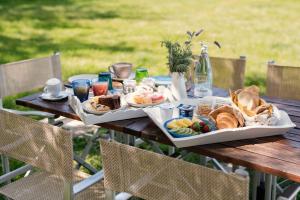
[0,170,105,200]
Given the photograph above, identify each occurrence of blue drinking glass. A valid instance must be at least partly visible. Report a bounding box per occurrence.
[72,79,90,102]
[99,72,113,90]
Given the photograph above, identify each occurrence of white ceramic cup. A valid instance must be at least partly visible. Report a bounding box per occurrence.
[159,103,175,121]
[44,78,61,97]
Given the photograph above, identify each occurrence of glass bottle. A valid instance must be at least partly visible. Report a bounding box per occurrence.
[194,44,213,97]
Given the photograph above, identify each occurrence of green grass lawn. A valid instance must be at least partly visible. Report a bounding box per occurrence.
[1,0,300,94]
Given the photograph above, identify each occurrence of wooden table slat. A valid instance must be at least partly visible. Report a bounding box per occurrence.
[186,143,300,183]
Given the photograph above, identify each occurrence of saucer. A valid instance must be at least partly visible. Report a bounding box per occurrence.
[112,73,135,82]
[40,91,69,101]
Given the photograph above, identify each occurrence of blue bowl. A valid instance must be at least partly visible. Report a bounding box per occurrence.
[164,117,216,138]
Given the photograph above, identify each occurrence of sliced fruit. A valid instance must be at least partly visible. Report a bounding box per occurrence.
[167,120,179,129]
[182,118,193,126]
[175,120,189,128]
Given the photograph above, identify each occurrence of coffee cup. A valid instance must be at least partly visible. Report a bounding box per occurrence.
[109,62,132,79]
[44,78,61,97]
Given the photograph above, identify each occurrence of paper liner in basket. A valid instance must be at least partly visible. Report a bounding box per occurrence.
[230,86,280,126]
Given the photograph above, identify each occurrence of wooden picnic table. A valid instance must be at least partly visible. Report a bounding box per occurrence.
[16,87,300,183]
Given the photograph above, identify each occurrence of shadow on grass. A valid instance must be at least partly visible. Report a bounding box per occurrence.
[0,34,135,64]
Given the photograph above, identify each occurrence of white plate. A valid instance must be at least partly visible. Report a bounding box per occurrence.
[68,74,98,83]
[40,91,69,101]
[82,101,110,115]
[82,100,124,115]
[112,73,135,82]
[125,93,165,108]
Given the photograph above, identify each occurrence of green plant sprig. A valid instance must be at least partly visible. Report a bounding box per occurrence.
[161,29,203,73]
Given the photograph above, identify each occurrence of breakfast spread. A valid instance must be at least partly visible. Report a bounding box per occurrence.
[161,85,282,138]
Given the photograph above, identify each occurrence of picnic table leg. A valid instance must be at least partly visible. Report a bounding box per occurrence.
[251,171,260,200]
[272,176,277,200]
[265,174,273,200]
[109,130,115,140]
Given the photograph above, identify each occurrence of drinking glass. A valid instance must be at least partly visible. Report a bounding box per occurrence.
[92,80,109,96]
[123,79,136,94]
[99,72,113,90]
[135,68,149,83]
[72,79,90,102]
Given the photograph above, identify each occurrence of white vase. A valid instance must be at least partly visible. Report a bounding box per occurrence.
[170,72,187,100]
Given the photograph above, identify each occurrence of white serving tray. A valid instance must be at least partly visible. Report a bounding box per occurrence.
[68,95,147,125]
[143,97,296,148]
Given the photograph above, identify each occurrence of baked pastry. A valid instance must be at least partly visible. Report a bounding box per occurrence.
[133,93,164,104]
[197,104,212,116]
[151,93,164,104]
[209,105,244,129]
[89,97,110,112]
[98,94,121,109]
[112,81,123,89]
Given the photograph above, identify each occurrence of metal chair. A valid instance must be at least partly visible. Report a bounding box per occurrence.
[0,53,100,174]
[0,53,61,119]
[0,109,104,200]
[265,61,300,200]
[266,60,300,100]
[100,139,249,200]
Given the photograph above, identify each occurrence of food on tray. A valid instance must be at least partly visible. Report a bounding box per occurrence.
[230,85,279,126]
[96,94,121,110]
[170,127,198,136]
[132,92,164,105]
[177,104,194,118]
[197,104,212,116]
[133,94,152,104]
[112,81,123,89]
[167,118,193,129]
[209,105,244,129]
[230,85,272,117]
[151,93,164,104]
[166,117,214,137]
[89,97,111,112]
[135,85,153,95]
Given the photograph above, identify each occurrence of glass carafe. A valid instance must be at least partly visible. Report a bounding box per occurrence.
[194,44,213,97]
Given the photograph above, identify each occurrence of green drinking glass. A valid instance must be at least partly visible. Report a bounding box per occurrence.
[135,68,149,83]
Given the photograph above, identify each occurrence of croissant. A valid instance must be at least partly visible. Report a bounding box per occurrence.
[209,105,244,129]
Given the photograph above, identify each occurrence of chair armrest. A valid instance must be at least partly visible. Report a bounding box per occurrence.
[73,170,104,195]
[1,108,55,118]
[0,164,33,184]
